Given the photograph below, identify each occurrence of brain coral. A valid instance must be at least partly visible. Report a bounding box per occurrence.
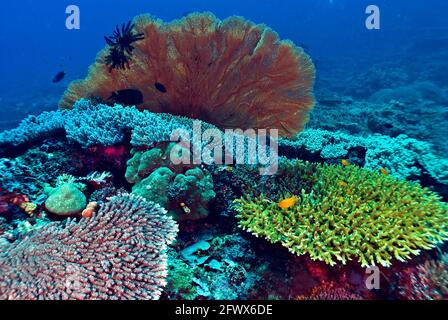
[0,194,178,300]
[44,183,87,216]
[234,160,448,267]
[59,12,315,137]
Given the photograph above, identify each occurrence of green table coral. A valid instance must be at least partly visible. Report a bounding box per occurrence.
[234,160,448,267]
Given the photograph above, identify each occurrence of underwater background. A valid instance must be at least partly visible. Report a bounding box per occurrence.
[1,0,447,149]
[0,0,448,300]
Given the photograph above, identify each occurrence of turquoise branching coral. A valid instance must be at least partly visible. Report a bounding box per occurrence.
[234,160,448,267]
[0,99,197,149]
[279,129,448,185]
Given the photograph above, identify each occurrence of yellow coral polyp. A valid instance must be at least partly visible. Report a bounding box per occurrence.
[234,162,448,267]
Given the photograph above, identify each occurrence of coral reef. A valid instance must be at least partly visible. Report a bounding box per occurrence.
[164,225,263,300]
[0,145,74,201]
[1,8,447,302]
[59,13,315,137]
[296,281,363,300]
[310,99,448,155]
[0,194,178,300]
[398,254,448,300]
[314,50,448,157]
[369,81,447,105]
[0,217,11,241]
[125,143,193,184]
[279,129,448,185]
[165,250,198,300]
[125,143,215,221]
[132,167,215,221]
[0,99,195,150]
[234,160,448,267]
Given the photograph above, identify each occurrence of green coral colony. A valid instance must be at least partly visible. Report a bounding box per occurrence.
[234,159,448,267]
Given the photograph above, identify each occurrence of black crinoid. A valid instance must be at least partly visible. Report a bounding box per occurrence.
[104,21,145,71]
[104,46,131,71]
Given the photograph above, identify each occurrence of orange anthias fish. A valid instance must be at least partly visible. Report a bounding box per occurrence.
[278,196,297,210]
[381,168,389,176]
[341,159,351,167]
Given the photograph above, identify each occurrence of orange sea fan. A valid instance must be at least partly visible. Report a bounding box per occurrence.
[59,12,316,137]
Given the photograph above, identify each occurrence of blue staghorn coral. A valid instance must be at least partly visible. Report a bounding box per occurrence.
[0,99,195,149]
[279,129,448,185]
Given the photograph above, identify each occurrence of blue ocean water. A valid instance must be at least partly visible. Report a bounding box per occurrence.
[0,0,447,150]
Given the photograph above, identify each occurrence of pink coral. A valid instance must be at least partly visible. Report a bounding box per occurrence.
[0,194,178,300]
[296,281,364,300]
[398,255,448,300]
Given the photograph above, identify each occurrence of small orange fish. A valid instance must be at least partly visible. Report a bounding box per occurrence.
[339,181,348,187]
[82,208,94,219]
[278,196,297,210]
[338,196,345,203]
[341,159,351,167]
[82,202,98,219]
[381,168,389,176]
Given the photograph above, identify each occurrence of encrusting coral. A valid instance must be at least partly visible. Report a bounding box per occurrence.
[234,160,448,267]
[125,143,215,221]
[59,12,315,137]
[0,194,178,300]
[125,143,193,184]
[131,167,216,222]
